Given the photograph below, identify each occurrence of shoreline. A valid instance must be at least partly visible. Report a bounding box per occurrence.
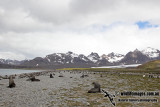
[0,68,51,77]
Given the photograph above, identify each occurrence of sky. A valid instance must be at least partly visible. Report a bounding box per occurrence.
[0,0,160,60]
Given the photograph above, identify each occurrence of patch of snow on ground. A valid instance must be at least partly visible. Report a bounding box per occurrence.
[92,64,141,68]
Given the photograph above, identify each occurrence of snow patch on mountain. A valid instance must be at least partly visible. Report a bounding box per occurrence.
[108,56,124,63]
[101,52,124,63]
[87,52,100,63]
[88,57,98,63]
[0,59,21,65]
[141,47,159,58]
[56,53,62,57]
[47,58,50,62]
[66,51,79,58]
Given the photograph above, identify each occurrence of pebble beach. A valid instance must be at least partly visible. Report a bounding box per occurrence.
[0,71,98,107]
[0,70,160,107]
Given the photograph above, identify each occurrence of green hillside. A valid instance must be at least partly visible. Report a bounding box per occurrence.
[137,60,160,70]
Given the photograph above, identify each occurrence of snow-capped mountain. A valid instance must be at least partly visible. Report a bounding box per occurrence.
[20,51,125,68]
[119,49,150,65]
[0,59,21,65]
[141,47,160,58]
[45,51,91,64]
[21,51,95,67]
[101,52,124,63]
[1,47,160,69]
[87,52,100,63]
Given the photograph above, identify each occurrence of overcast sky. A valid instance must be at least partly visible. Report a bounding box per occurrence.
[0,0,160,60]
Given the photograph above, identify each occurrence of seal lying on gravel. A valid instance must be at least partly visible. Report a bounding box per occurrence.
[27,75,40,81]
[88,82,101,93]
[58,74,64,77]
[30,76,40,81]
[80,74,89,78]
[8,76,16,88]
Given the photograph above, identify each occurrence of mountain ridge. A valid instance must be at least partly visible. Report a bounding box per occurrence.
[0,47,160,69]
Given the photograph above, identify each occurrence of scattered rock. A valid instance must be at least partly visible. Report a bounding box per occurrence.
[87,102,90,106]
[3,75,8,79]
[100,74,102,77]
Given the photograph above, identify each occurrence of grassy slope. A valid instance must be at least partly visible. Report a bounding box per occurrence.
[137,60,160,70]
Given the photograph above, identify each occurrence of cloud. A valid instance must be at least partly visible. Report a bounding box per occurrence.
[0,0,160,60]
[0,52,26,60]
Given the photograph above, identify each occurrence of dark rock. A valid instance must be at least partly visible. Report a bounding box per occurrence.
[100,74,102,77]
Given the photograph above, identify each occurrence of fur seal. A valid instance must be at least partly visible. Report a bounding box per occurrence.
[8,76,16,88]
[58,74,64,77]
[30,76,40,81]
[50,74,53,78]
[88,82,101,93]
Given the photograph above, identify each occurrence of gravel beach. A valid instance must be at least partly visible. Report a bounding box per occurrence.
[0,71,97,107]
[0,70,159,107]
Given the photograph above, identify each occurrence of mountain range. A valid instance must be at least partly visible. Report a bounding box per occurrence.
[0,47,160,69]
